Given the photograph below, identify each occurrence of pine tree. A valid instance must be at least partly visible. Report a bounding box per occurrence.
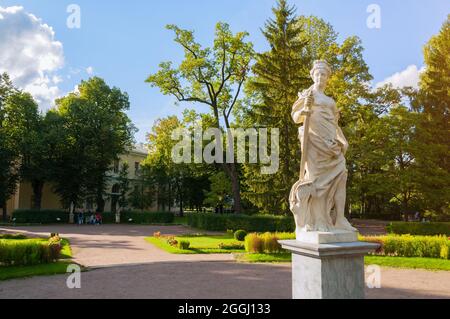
[412,16,450,218]
[242,0,310,214]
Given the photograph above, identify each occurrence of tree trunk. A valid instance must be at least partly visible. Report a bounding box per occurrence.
[227,163,242,214]
[1,201,7,222]
[96,192,105,213]
[31,180,44,210]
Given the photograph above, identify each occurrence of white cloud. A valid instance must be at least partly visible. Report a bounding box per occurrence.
[376,65,425,89]
[0,6,64,110]
[86,66,94,75]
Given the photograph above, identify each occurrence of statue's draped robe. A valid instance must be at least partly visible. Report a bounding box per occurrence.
[290,89,355,232]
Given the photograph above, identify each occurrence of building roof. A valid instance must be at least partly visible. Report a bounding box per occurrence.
[130,143,149,156]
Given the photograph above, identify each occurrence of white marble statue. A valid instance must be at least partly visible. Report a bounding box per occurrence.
[290,60,357,238]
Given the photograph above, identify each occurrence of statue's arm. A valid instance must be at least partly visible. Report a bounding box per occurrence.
[292,91,309,124]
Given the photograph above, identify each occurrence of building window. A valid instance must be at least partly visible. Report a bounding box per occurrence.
[135,162,140,175]
[113,159,120,173]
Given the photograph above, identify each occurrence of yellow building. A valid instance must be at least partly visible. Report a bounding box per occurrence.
[4,144,156,216]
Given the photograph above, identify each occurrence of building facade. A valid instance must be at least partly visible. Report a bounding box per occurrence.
[4,144,156,216]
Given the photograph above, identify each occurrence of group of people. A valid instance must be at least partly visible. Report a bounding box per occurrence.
[75,210,103,225]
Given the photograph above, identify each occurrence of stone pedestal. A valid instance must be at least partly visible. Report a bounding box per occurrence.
[279,235,379,299]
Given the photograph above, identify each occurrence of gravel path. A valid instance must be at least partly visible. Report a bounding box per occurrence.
[1,225,449,299]
[0,262,449,299]
[0,225,233,267]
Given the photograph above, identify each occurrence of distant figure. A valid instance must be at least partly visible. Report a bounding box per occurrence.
[95,211,103,225]
[89,213,96,225]
[78,210,84,225]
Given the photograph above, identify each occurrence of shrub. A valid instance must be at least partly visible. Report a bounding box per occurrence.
[244,233,264,253]
[0,237,62,266]
[363,235,450,259]
[166,237,178,247]
[218,242,245,250]
[187,213,295,232]
[12,210,69,224]
[234,230,247,242]
[120,211,175,224]
[178,240,190,250]
[388,222,450,236]
[261,232,282,253]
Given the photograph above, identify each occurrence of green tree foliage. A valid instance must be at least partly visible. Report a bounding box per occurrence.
[53,77,135,211]
[240,0,309,214]
[411,16,450,218]
[0,73,19,220]
[146,22,254,213]
[241,2,373,215]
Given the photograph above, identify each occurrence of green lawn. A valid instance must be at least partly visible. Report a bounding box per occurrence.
[146,234,245,254]
[234,253,450,271]
[0,261,78,281]
[0,237,75,281]
[365,256,450,271]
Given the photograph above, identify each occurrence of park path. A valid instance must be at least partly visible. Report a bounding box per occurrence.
[0,224,233,267]
[1,224,449,299]
[0,262,449,299]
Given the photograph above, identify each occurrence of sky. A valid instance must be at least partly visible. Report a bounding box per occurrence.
[0,0,448,143]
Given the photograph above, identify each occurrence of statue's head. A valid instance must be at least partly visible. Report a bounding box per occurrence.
[310,60,332,90]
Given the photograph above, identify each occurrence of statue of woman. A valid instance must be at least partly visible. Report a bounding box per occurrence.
[290,60,356,234]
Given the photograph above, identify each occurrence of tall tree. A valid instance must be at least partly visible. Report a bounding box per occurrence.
[241,6,373,215]
[0,73,19,220]
[411,16,450,218]
[241,0,309,214]
[146,23,254,214]
[54,77,135,212]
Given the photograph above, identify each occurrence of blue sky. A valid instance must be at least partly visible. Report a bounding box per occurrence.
[0,0,448,143]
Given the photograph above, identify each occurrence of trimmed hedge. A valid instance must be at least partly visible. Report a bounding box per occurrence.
[0,238,62,266]
[388,222,450,236]
[12,210,69,224]
[363,235,450,259]
[120,211,175,224]
[187,213,295,232]
[11,210,174,225]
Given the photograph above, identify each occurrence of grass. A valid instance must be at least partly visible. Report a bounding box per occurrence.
[365,256,450,271]
[234,253,450,271]
[0,261,78,281]
[146,234,245,254]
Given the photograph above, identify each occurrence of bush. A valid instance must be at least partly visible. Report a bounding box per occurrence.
[261,232,283,253]
[234,230,247,242]
[12,210,69,224]
[363,235,450,259]
[388,222,450,236]
[166,237,178,247]
[244,233,264,253]
[218,242,245,250]
[0,237,62,266]
[178,240,190,250]
[187,213,295,232]
[120,211,175,224]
